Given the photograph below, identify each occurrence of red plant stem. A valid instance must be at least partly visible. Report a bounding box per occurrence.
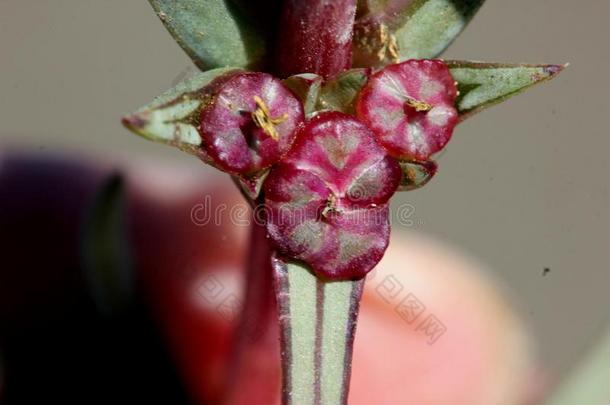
[275,0,357,78]
[223,219,281,405]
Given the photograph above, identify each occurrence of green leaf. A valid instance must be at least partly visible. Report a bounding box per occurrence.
[353,0,485,67]
[447,61,566,120]
[396,0,485,59]
[122,67,239,154]
[316,69,370,114]
[81,174,132,315]
[273,256,364,404]
[149,0,268,70]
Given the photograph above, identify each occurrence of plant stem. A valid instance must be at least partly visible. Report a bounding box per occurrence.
[275,0,357,78]
[273,2,361,404]
[273,258,364,405]
[223,220,281,405]
[225,0,362,405]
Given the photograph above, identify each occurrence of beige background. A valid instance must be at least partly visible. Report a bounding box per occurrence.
[0,1,607,378]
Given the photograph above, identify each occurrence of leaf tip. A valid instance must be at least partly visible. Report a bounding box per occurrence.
[544,63,569,76]
[121,112,148,134]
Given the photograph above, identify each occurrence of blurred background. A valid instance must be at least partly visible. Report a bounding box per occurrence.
[0,1,608,404]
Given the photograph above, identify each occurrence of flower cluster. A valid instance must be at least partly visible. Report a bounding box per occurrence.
[186,60,457,279]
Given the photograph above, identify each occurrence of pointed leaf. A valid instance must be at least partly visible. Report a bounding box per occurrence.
[149,0,268,70]
[353,0,485,67]
[447,61,566,120]
[272,256,363,405]
[122,67,239,155]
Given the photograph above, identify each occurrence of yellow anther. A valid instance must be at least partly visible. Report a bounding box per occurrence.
[387,35,399,63]
[322,194,340,218]
[376,24,400,64]
[251,95,288,141]
[404,96,433,112]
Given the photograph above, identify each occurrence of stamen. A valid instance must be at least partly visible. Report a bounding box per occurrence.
[376,24,399,63]
[322,194,340,218]
[251,95,288,141]
[404,96,433,112]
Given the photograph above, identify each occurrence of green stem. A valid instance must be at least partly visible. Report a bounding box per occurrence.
[273,258,364,404]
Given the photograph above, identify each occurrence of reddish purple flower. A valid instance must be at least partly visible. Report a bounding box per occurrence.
[199,72,304,176]
[264,112,401,280]
[356,59,458,161]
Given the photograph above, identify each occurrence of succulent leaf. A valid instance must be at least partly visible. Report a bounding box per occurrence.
[272,255,363,404]
[353,0,485,67]
[447,61,567,120]
[122,67,239,154]
[264,112,401,280]
[149,0,268,70]
[356,59,459,161]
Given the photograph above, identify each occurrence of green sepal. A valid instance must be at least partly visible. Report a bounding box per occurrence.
[283,74,324,116]
[316,69,371,114]
[448,61,567,120]
[232,170,270,203]
[283,69,371,116]
[398,160,438,191]
[149,0,268,70]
